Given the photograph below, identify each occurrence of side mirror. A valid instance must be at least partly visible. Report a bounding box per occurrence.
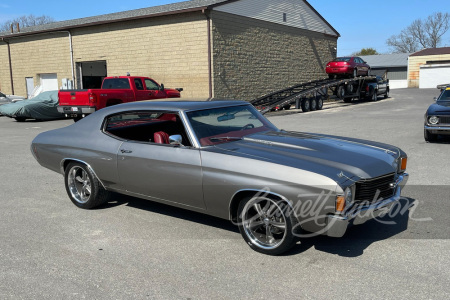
[169,134,183,146]
[160,83,165,91]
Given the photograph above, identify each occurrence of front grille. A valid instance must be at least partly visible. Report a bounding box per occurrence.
[355,173,396,203]
[439,116,450,125]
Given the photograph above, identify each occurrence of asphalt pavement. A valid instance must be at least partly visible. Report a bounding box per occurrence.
[0,88,449,299]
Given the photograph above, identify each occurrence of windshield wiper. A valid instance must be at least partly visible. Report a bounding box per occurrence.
[209,136,242,142]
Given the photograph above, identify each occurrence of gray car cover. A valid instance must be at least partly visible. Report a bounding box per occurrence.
[0,91,61,120]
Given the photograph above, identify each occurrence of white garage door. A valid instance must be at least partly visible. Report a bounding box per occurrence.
[39,73,58,91]
[419,64,450,88]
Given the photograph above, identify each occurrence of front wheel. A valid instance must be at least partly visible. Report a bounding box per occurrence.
[237,196,297,255]
[64,162,111,209]
[384,88,389,98]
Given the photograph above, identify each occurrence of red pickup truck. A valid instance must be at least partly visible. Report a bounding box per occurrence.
[58,76,182,120]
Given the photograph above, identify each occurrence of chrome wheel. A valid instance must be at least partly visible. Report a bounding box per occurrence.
[67,166,92,204]
[241,197,288,250]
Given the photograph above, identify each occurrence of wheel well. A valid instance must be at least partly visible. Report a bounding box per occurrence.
[229,190,283,222]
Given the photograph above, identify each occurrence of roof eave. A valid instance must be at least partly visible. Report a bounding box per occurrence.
[0,6,208,39]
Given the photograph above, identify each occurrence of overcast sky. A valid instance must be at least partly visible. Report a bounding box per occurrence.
[0,0,449,55]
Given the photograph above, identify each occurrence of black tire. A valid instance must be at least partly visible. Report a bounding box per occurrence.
[73,116,82,122]
[237,196,297,255]
[310,98,317,111]
[336,85,345,100]
[424,129,437,143]
[384,88,389,99]
[372,90,378,101]
[14,117,26,122]
[316,96,324,110]
[301,98,310,112]
[64,162,111,209]
[283,104,291,110]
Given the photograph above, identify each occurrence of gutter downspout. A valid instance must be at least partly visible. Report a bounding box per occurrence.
[2,38,15,95]
[203,9,213,99]
[58,31,75,85]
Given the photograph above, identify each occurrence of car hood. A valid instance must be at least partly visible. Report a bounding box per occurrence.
[209,131,403,187]
[427,102,450,115]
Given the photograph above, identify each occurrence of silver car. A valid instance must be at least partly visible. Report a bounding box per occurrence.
[31,100,409,255]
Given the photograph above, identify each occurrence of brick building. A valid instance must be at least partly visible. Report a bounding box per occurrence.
[0,0,339,100]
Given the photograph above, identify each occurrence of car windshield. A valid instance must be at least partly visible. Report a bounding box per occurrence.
[186,104,278,146]
[333,57,351,62]
[438,89,450,102]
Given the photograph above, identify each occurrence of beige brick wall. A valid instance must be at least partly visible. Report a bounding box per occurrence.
[71,12,209,98]
[0,33,72,96]
[0,12,210,98]
[408,54,450,87]
[211,11,337,101]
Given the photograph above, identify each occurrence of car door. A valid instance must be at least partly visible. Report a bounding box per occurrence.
[144,78,166,99]
[117,142,205,208]
[133,78,151,101]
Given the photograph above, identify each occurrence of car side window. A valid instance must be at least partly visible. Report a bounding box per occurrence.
[103,111,192,146]
[102,78,131,89]
[134,79,144,90]
[144,79,160,91]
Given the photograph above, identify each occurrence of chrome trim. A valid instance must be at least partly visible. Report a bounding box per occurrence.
[179,111,200,148]
[326,173,408,237]
[424,125,450,131]
[60,158,106,189]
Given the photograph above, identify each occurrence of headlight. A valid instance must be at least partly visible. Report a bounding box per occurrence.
[344,187,353,204]
[429,116,439,125]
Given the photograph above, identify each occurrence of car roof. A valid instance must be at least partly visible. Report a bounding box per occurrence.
[100,99,250,114]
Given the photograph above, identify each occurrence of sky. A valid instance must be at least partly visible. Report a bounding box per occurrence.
[0,0,449,56]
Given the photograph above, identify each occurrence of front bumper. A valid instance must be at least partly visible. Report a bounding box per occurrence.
[325,173,409,237]
[58,106,96,115]
[424,125,450,134]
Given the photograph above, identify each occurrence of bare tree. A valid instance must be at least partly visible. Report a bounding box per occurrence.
[0,14,55,32]
[387,12,449,53]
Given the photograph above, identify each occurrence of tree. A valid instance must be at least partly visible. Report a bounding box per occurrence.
[352,48,379,56]
[387,12,449,53]
[0,14,55,32]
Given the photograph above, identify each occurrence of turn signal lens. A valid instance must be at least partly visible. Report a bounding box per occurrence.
[400,157,407,172]
[336,196,346,212]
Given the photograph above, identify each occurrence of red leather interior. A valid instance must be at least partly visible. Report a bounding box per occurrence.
[154,131,170,144]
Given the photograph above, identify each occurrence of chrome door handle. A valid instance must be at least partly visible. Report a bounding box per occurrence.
[120,149,132,153]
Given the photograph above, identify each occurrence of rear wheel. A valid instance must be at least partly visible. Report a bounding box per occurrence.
[384,88,389,99]
[336,85,345,100]
[64,162,111,209]
[237,196,297,255]
[424,129,437,143]
[310,98,317,111]
[316,96,324,110]
[301,98,310,112]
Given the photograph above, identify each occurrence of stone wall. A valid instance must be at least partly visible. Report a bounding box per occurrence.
[211,11,337,101]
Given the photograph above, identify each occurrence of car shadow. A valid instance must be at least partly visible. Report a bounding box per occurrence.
[100,194,414,257]
[284,197,415,257]
[101,193,239,233]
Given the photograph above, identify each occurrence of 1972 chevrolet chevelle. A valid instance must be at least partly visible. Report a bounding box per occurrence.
[31,100,409,255]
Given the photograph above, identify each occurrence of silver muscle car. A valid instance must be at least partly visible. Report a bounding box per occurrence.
[31,100,409,255]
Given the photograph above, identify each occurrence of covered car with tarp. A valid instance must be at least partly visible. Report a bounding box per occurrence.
[0,91,62,121]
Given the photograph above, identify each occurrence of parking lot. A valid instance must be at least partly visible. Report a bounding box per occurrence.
[0,88,449,299]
